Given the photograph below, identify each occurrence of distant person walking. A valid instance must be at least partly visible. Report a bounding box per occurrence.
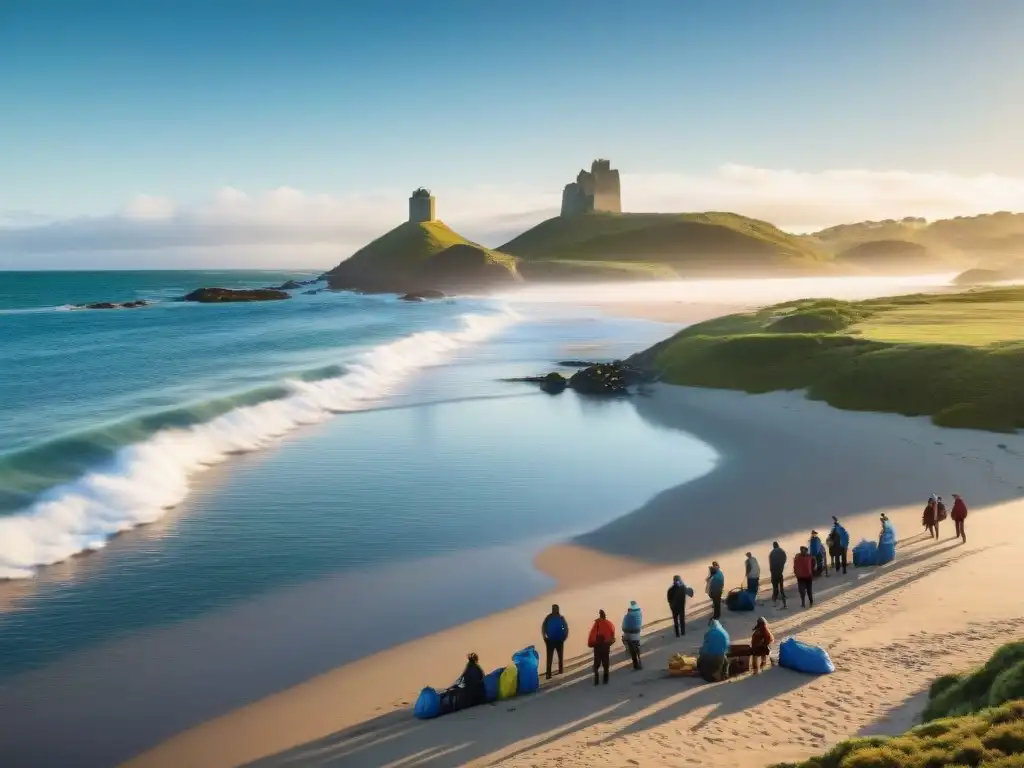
[745,552,761,597]
[667,575,693,637]
[768,541,788,608]
[541,604,569,680]
[587,610,616,685]
[621,601,644,670]
[706,562,725,622]
[794,546,816,608]
[923,495,938,539]
[951,493,968,543]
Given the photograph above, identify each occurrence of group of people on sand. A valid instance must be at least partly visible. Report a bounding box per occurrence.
[923,493,969,543]
[463,496,970,693]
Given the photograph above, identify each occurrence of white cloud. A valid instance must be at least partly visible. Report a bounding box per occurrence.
[3,165,1024,268]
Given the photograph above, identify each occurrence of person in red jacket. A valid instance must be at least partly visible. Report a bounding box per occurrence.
[587,610,616,685]
[951,493,968,543]
[793,546,816,608]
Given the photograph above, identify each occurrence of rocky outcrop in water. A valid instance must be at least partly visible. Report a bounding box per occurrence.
[400,290,447,302]
[74,300,150,310]
[180,288,290,303]
[507,361,655,396]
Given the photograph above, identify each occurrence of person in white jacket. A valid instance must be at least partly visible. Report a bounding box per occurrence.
[745,552,761,597]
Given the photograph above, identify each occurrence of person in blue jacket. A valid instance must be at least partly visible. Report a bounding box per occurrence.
[809,530,828,577]
[621,601,644,670]
[706,562,725,622]
[830,518,849,574]
[541,604,569,680]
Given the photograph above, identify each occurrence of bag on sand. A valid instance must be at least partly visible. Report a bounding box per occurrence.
[512,646,540,695]
[778,638,835,675]
[852,539,878,568]
[483,667,504,703]
[498,663,519,700]
[726,586,756,612]
[414,687,442,719]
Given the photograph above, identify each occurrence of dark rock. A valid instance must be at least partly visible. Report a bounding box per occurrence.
[400,290,447,302]
[180,287,290,303]
[302,289,321,295]
[120,300,149,308]
[539,372,568,394]
[569,363,631,396]
[268,280,303,290]
[83,302,117,309]
[556,360,605,368]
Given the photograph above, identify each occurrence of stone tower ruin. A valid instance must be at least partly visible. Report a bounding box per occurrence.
[409,188,436,223]
[560,159,622,217]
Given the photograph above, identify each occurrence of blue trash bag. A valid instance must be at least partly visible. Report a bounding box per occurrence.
[877,540,896,565]
[880,521,898,546]
[853,539,878,567]
[727,587,756,612]
[701,620,730,657]
[483,667,504,703]
[778,638,835,675]
[512,646,540,695]
[414,687,442,719]
[836,525,850,549]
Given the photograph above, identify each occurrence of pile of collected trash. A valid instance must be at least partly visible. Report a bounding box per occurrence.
[414,646,539,720]
[667,653,698,677]
[853,519,898,567]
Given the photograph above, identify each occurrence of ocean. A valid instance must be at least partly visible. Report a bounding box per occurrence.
[0,271,716,690]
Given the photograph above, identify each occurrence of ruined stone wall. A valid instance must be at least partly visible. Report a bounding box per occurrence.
[408,193,436,223]
[559,159,621,216]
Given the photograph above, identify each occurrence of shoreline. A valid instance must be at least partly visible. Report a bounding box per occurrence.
[119,383,1024,768]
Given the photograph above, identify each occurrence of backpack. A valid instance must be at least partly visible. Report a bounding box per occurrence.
[937,502,947,521]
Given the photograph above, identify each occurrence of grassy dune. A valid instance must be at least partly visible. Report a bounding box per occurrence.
[772,641,1024,768]
[500,212,828,273]
[633,287,1024,432]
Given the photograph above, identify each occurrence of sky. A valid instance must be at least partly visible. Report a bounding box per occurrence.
[1,0,1023,269]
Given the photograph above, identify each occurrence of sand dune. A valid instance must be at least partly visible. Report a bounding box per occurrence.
[122,385,1024,768]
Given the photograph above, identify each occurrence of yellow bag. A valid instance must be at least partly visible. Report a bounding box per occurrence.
[498,664,518,700]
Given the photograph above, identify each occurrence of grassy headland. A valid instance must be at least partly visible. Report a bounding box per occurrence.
[772,641,1024,768]
[631,286,1024,432]
[325,220,519,293]
[501,212,829,280]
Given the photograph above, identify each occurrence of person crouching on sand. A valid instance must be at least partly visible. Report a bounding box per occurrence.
[951,493,968,543]
[768,541,787,608]
[667,575,693,637]
[706,562,725,623]
[621,601,643,670]
[794,546,815,608]
[587,610,616,685]
[459,653,486,707]
[750,616,774,673]
[541,604,569,680]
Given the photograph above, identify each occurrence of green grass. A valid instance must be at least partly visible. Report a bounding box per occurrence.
[771,641,1024,768]
[516,258,679,281]
[326,220,520,291]
[633,287,1024,432]
[499,211,828,269]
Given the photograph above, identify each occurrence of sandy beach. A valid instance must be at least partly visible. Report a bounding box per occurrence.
[119,379,1024,768]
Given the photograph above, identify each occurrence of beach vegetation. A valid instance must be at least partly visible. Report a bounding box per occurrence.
[634,287,1024,433]
[770,642,1024,768]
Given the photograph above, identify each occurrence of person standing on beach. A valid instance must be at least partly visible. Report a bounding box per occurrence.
[793,546,815,608]
[768,542,787,608]
[951,493,968,543]
[621,601,644,670]
[667,575,693,637]
[706,562,725,622]
[541,604,569,680]
[809,530,827,577]
[936,496,947,538]
[829,520,849,575]
[923,495,938,539]
[744,552,761,597]
[587,610,616,685]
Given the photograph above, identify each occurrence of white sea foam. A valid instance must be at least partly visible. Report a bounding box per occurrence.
[0,310,518,579]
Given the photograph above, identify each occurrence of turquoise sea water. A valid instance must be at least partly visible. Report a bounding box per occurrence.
[0,270,717,765]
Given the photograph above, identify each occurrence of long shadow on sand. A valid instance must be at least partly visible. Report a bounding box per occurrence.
[245,536,979,767]
[573,387,1024,568]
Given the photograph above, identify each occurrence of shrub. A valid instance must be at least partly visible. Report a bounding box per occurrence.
[991,662,1024,708]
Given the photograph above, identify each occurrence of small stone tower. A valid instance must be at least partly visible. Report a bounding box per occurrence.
[560,159,622,217]
[409,188,436,223]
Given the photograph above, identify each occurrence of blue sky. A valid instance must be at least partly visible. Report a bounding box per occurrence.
[2,0,1023,267]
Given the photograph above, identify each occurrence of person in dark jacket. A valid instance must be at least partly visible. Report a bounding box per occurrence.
[768,541,787,608]
[923,495,938,539]
[459,653,486,707]
[541,604,569,679]
[951,493,968,543]
[667,575,693,637]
